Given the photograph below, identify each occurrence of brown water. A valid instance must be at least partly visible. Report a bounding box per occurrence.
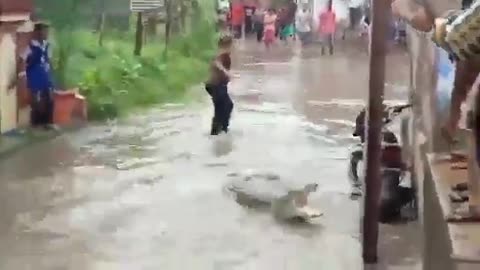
[0,39,420,269]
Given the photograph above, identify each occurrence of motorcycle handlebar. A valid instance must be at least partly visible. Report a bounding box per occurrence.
[390,104,412,114]
[383,104,411,124]
[353,104,411,136]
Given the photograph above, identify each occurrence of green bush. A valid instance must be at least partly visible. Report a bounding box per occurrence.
[56,27,215,121]
[61,32,212,120]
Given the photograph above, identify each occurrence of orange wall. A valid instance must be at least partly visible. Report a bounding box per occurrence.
[0,0,33,15]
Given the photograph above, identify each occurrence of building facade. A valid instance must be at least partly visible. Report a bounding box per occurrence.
[0,0,33,133]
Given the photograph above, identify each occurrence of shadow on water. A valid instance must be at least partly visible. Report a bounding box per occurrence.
[0,136,78,180]
[211,133,234,157]
[377,221,423,269]
[279,218,326,239]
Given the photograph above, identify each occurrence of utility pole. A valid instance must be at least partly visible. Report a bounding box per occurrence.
[165,0,171,50]
[362,0,390,264]
[134,12,144,56]
[98,0,107,47]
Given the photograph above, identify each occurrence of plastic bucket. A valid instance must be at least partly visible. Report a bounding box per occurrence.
[73,94,88,121]
[53,91,76,125]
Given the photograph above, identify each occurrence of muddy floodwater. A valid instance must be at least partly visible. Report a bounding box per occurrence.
[0,40,421,269]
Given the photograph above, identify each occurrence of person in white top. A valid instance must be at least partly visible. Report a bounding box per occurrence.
[296,5,312,46]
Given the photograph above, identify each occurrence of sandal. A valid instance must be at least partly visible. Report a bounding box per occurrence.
[450,152,468,163]
[452,182,469,191]
[446,208,480,223]
[449,191,469,203]
[451,163,468,170]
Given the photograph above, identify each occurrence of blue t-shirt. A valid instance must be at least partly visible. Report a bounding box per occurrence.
[24,40,53,93]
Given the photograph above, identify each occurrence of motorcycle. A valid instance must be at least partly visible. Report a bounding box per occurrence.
[348,104,415,223]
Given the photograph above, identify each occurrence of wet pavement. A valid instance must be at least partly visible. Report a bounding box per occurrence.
[0,39,420,269]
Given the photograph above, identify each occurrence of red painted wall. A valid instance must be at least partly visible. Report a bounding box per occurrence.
[0,0,33,16]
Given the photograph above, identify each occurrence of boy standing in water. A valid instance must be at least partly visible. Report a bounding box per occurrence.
[21,22,56,129]
[319,1,336,55]
[205,35,234,135]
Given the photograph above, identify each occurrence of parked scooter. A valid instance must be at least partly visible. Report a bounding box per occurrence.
[348,104,415,223]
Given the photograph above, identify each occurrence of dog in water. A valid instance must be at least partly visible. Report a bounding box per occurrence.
[226,170,323,222]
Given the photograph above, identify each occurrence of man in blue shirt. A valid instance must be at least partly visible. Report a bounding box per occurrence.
[21,22,55,128]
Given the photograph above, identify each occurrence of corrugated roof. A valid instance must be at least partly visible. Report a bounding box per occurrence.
[130,0,164,11]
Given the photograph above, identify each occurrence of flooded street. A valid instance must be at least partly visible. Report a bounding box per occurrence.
[0,39,418,269]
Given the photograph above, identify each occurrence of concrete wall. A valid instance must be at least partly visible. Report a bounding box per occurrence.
[0,31,18,133]
[0,0,32,133]
[0,19,33,134]
[16,21,33,129]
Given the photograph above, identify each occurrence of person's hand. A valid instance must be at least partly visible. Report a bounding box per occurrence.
[432,18,448,45]
[10,71,27,93]
[224,71,231,80]
[7,78,17,92]
[226,72,238,80]
[392,0,434,32]
[230,72,240,79]
[391,0,417,21]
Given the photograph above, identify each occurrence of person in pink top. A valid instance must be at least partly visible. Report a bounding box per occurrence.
[263,8,277,49]
[319,1,336,55]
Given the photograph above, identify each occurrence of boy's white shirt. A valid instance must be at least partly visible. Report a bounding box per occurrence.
[20,40,51,61]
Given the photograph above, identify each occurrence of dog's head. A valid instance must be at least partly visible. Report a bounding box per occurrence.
[303,183,318,194]
[284,184,318,201]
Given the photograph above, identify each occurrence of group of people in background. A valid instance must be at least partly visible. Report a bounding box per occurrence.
[217,0,407,54]
[254,3,297,49]
[218,0,368,55]
[225,0,298,47]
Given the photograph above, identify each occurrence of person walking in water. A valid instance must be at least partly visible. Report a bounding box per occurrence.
[205,35,234,135]
[319,1,336,55]
[253,5,265,43]
[264,8,277,49]
[281,0,297,45]
[231,0,245,39]
[276,7,287,39]
[296,5,312,47]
